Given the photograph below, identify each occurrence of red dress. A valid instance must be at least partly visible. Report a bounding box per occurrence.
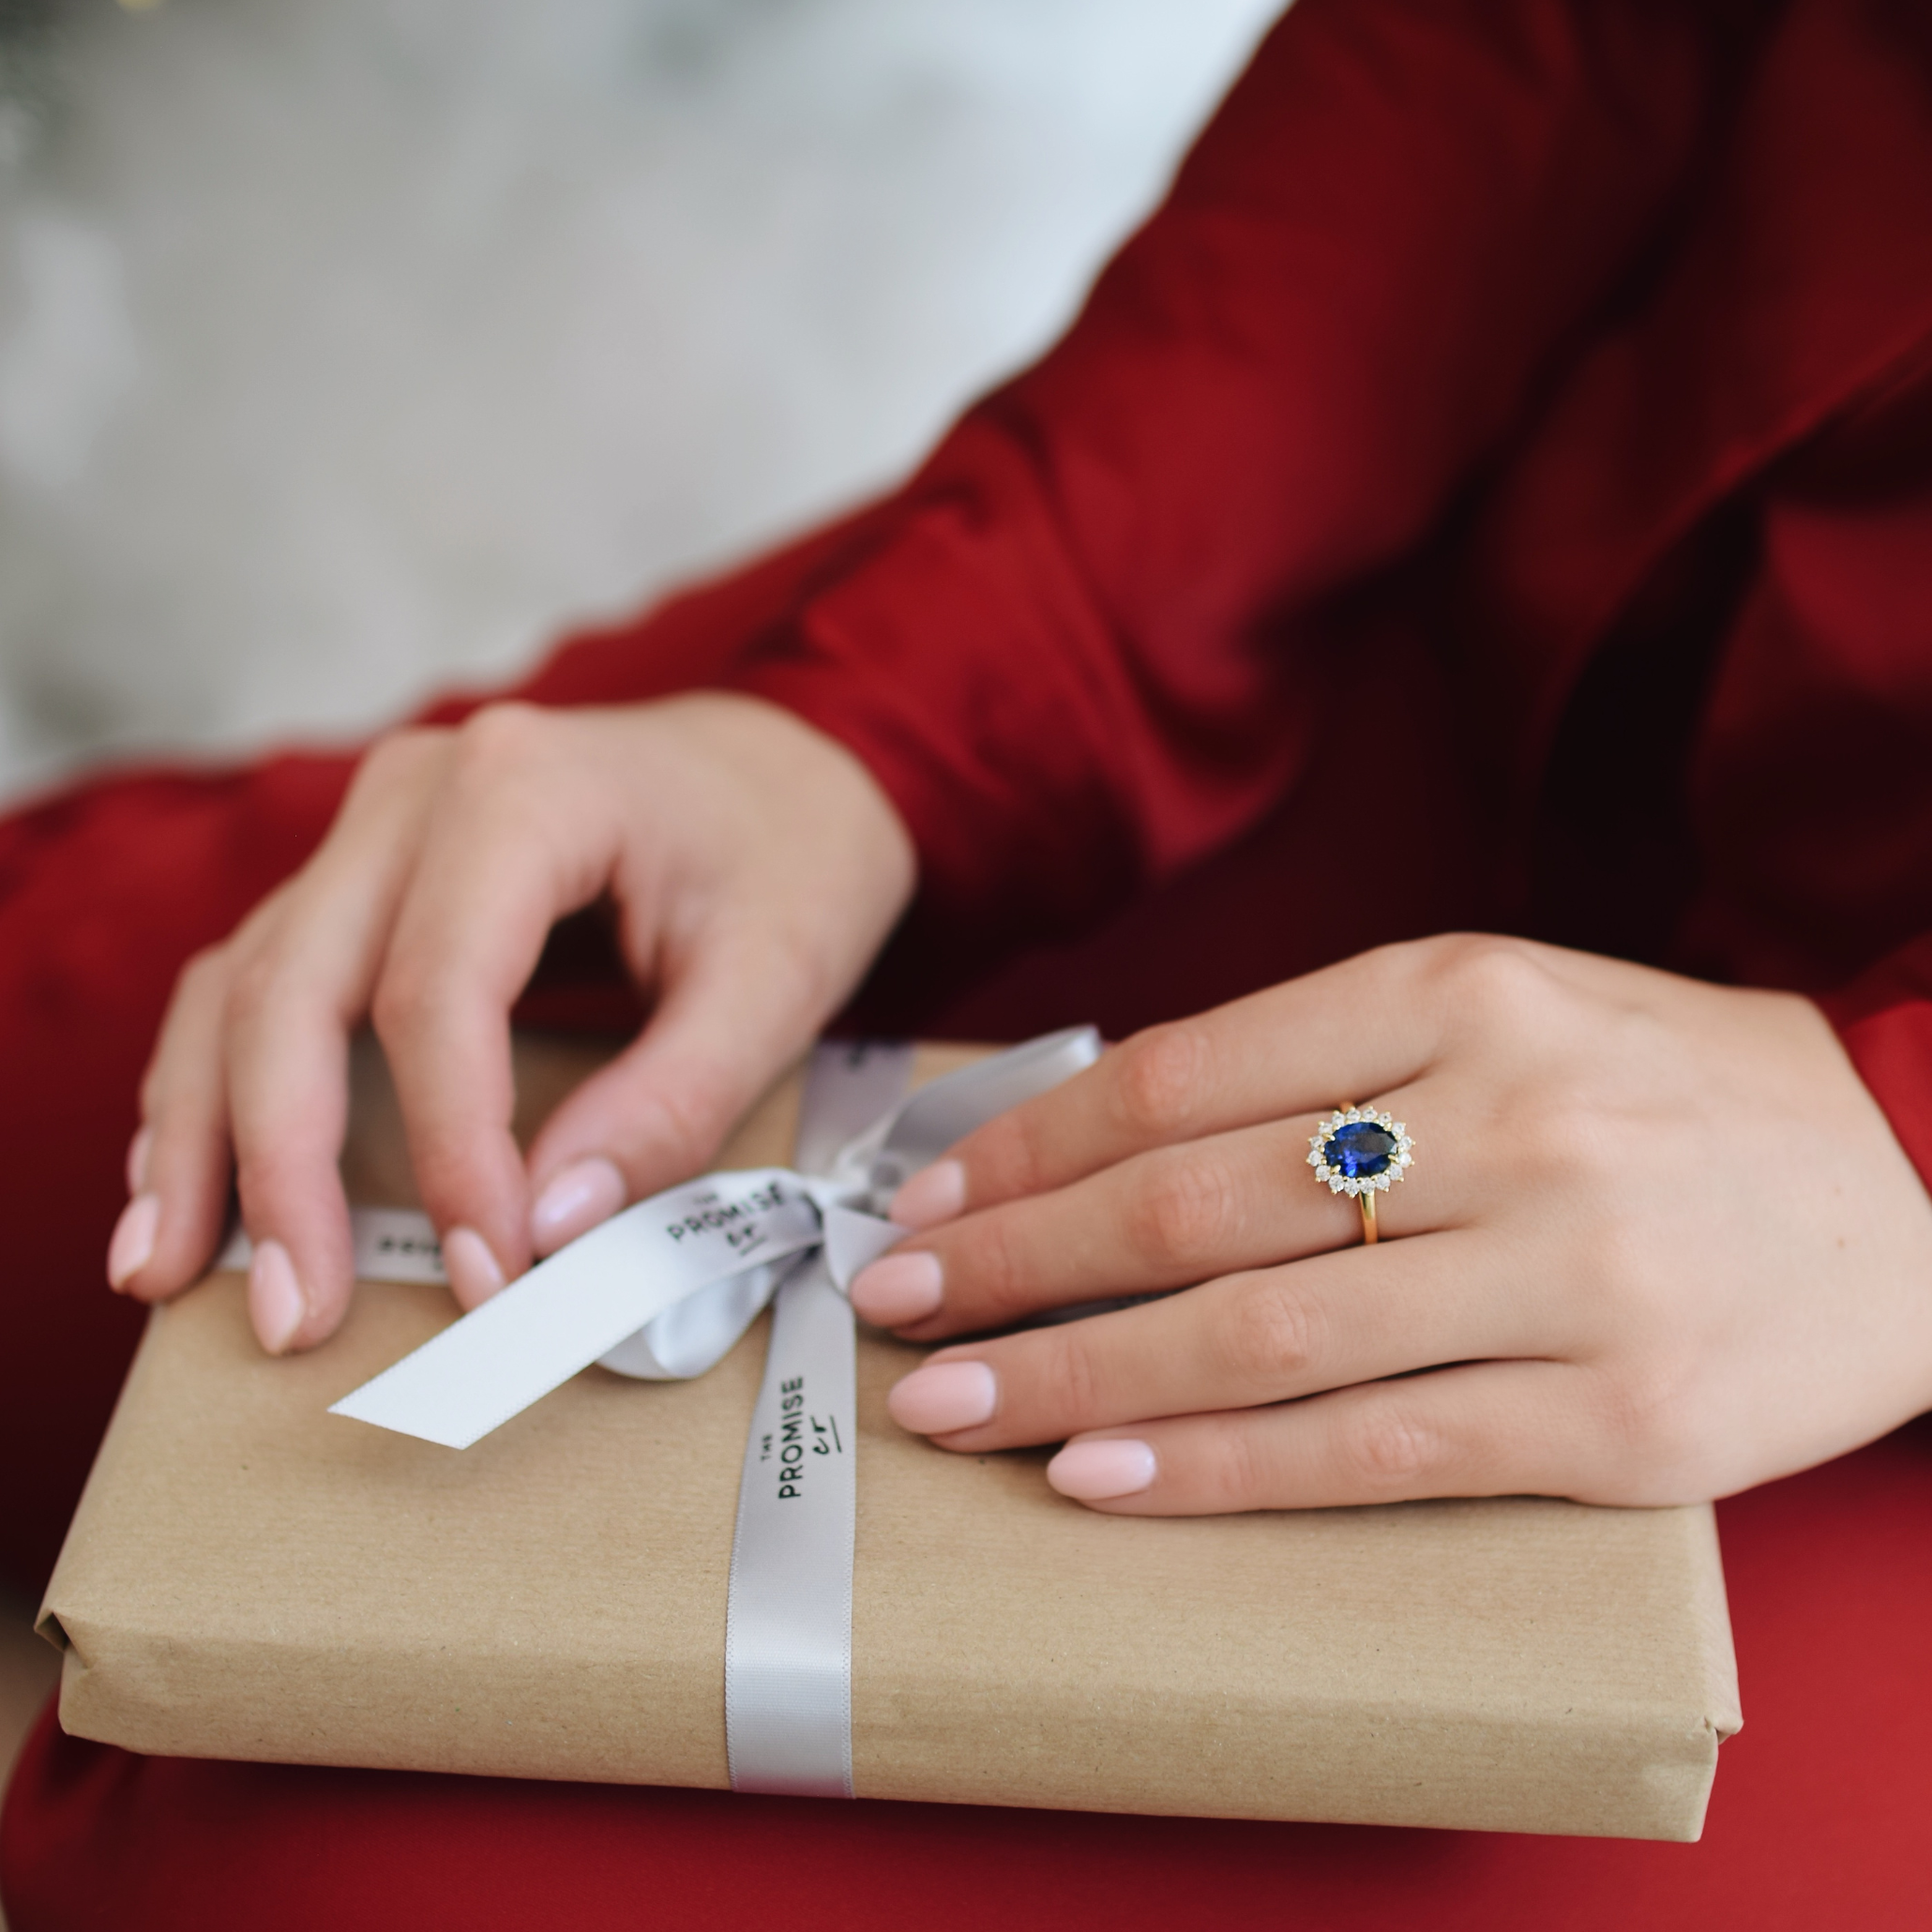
[5,1,1930,1924]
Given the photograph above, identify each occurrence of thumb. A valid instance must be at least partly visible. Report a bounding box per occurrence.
[521,925,827,1255]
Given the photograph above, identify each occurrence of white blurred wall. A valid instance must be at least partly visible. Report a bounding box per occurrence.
[0,0,1281,805]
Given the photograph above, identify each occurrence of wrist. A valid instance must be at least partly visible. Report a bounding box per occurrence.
[639,692,919,1018]
[679,688,914,897]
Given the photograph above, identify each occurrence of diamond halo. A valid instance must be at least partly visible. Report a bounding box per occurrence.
[1306,1106,1415,1200]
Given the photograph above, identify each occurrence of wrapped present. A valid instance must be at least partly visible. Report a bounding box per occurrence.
[38,1034,1740,1839]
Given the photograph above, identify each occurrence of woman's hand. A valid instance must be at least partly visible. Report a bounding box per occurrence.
[107,694,915,1354]
[853,937,1932,1512]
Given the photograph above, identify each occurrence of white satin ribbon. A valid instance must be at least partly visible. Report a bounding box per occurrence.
[318,1027,1103,1794]
[721,1040,913,1798]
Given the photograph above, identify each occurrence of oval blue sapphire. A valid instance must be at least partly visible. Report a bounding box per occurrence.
[1322,1120,1396,1179]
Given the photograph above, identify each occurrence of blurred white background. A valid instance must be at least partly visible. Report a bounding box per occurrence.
[0,0,1280,807]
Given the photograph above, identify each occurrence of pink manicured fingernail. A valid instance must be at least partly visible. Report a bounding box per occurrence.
[125,1125,153,1196]
[850,1250,943,1325]
[442,1226,507,1308]
[887,1360,997,1435]
[529,1155,626,1254]
[890,1160,966,1231]
[1047,1439,1157,1501]
[107,1192,159,1291]
[248,1239,306,1355]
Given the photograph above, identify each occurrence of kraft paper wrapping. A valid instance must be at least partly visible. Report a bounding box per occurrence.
[39,1036,1741,1838]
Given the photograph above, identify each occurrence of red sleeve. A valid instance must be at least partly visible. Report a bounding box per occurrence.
[707,0,1766,943]
[1819,940,1932,1198]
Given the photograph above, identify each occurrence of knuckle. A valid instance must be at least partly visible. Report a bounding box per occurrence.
[1125,1149,1239,1268]
[958,1210,1030,1319]
[1426,935,1558,1036]
[171,943,231,1010]
[232,1140,302,1220]
[368,968,428,1045]
[1513,1096,1617,1194]
[221,944,284,1031]
[639,1072,733,1175]
[1338,1398,1440,1488]
[1218,1278,1321,1388]
[143,945,235,1111]
[355,723,444,789]
[221,884,290,960]
[1048,1331,1108,1427]
[1108,1022,1214,1141]
[1592,1365,1711,1490]
[974,1107,1055,1200]
[556,1062,742,1195]
[452,700,551,776]
[222,900,344,1033]
[1205,1418,1279,1511]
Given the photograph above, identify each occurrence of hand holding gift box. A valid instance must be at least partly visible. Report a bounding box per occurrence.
[49,1032,1741,1840]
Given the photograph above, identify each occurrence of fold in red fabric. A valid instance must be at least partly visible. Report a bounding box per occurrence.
[6,0,1932,1924]
[716,0,1932,1185]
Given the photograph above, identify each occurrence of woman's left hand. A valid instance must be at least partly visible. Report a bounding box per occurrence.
[849,937,1932,1513]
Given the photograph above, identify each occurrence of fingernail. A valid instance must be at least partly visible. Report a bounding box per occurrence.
[107,1193,160,1291]
[125,1125,153,1196]
[1047,1438,1157,1501]
[529,1155,626,1254]
[890,1159,966,1231]
[248,1239,306,1355]
[850,1249,943,1326]
[887,1360,997,1435]
[442,1226,506,1308]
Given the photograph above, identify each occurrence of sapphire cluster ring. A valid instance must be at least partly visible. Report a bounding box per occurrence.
[1307,1107,1415,1246]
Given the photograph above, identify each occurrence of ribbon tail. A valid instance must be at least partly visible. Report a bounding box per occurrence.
[724,1253,857,1798]
[329,1170,818,1448]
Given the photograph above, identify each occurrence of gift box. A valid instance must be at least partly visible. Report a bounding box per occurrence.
[38,1034,1741,1839]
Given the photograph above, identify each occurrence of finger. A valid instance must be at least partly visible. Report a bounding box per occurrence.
[891,935,1559,1228]
[1042,1360,1594,1514]
[885,1229,1547,1451]
[856,1092,1441,1339]
[523,911,846,1252]
[111,943,243,1301]
[223,732,451,1349]
[372,707,622,1280]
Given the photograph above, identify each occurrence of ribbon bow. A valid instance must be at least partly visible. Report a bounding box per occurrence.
[327,1027,1101,1796]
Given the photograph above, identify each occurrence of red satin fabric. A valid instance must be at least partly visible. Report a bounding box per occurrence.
[718,0,1932,1184]
[6,0,1932,1922]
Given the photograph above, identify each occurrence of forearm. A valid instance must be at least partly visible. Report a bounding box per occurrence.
[726,0,1766,939]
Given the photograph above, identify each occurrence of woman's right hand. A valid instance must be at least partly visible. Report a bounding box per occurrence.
[105,692,917,1354]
